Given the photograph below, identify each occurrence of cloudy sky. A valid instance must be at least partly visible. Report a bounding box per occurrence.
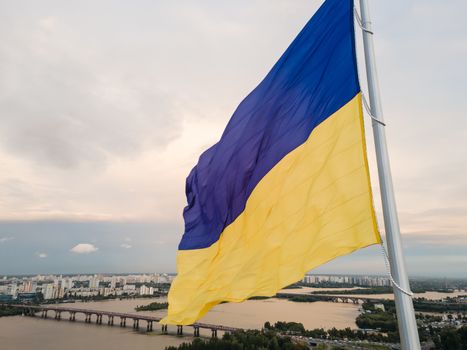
[0,0,466,277]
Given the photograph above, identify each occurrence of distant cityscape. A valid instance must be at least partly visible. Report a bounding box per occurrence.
[2,272,456,304]
[0,273,396,303]
[0,273,174,302]
[302,274,391,287]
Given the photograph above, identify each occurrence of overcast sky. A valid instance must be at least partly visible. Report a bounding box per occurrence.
[0,0,466,277]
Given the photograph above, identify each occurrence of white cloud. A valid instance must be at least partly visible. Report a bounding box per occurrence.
[120,243,132,249]
[38,16,57,31]
[70,243,98,254]
[36,252,48,258]
[0,237,14,244]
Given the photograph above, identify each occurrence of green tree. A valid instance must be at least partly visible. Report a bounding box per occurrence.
[457,326,467,350]
[269,337,280,350]
[439,327,461,350]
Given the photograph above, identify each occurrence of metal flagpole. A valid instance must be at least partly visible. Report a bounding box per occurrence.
[357,1,421,349]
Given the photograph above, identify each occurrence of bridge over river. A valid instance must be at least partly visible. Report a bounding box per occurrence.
[2,303,240,337]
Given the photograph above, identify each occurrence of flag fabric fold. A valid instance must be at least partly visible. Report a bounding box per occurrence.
[162,0,380,325]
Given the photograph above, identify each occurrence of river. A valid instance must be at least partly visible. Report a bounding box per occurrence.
[2,287,462,349]
[0,296,360,350]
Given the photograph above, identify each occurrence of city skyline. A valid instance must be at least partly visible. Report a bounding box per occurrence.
[1,0,467,277]
[0,272,401,303]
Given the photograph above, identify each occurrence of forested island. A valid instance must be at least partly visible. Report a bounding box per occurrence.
[135,302,168,311]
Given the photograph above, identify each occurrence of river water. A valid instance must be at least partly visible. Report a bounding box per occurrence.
[0,294,360,350]
[2,287,459,349]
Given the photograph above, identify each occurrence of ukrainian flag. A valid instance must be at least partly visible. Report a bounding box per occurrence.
[163,0,380,325]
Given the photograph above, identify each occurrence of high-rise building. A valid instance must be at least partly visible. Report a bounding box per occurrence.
[42,284,55,300]
[139,285,154,296]
[62,278,73,290]
[22,281,33,293]
[90,276,100,289]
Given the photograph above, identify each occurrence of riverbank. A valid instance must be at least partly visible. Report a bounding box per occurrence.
[281,286,467,300]
[0,304,23,317]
